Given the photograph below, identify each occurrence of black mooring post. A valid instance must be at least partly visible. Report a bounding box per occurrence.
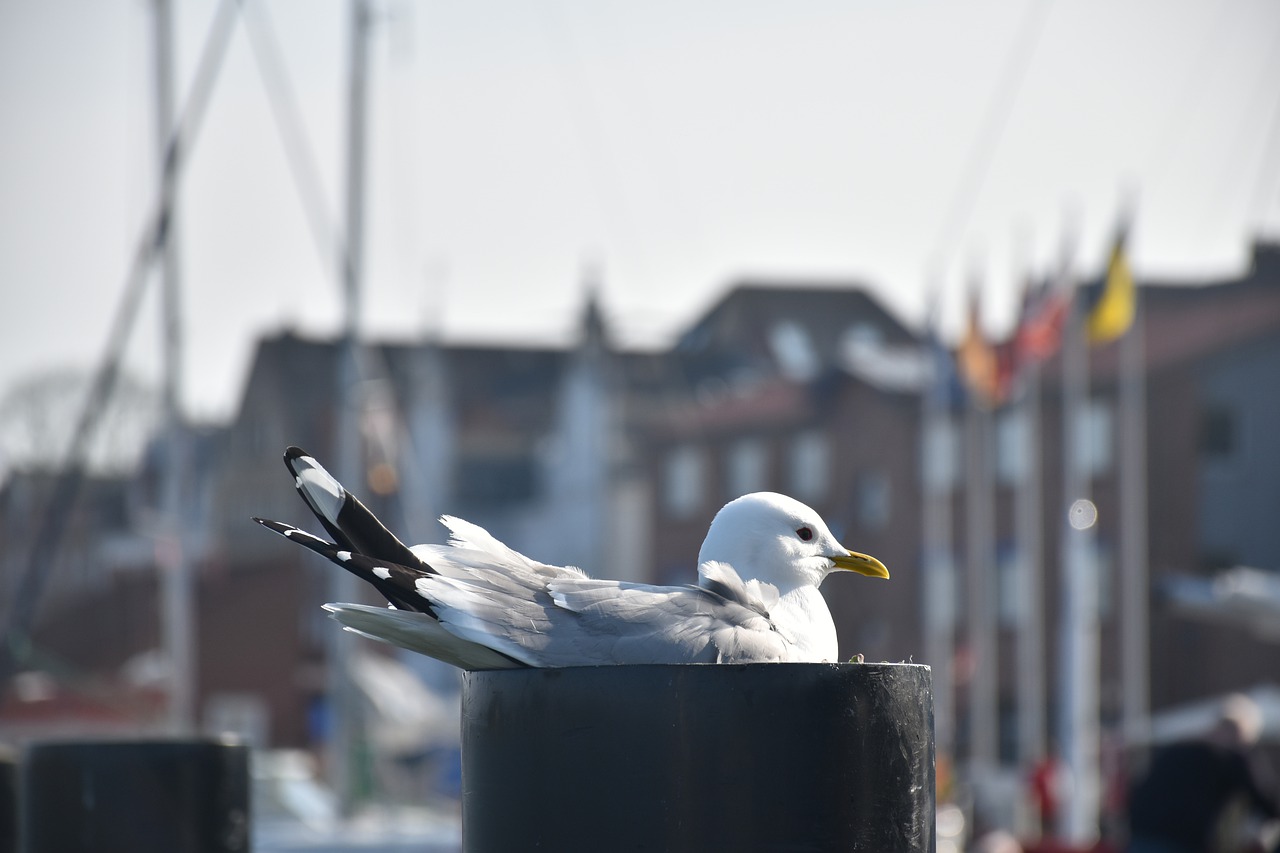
[20,739,250,853]
[0,747,16,853]
[462,662,935,852]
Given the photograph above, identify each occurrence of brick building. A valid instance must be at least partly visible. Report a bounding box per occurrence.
[3,247,1279,796]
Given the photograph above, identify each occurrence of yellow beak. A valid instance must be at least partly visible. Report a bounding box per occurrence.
[830,550,890,579]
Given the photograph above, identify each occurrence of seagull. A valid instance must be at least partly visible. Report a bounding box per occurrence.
[254,447,889,669]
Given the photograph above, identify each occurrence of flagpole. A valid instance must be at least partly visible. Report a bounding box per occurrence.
[921,293,955,764]
[1058,267,1101,844]
[1014,360,1046,784]
[964,314,998,776]
[1009,237,1048,824]
[1119,285,1149,745]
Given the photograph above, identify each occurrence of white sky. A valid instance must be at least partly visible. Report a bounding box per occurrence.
[2,0,1279,422]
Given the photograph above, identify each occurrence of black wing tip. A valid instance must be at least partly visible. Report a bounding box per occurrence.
[283,447,340,491]
[284,445,310,465]
[253,517,295,535]
[252,513,435,616]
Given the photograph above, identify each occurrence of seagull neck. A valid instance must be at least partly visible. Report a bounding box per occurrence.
[772,586,839,662]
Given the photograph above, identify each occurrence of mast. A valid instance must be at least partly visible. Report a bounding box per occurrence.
[153,0,195,735]
[330,0,374,818]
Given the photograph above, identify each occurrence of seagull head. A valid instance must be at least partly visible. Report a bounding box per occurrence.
[698,492,889,590]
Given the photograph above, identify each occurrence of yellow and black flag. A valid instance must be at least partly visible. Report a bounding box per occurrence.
[1085,227,1135,343]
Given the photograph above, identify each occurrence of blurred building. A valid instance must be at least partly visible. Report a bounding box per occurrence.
[2,244,1280,809]
[950,240,1280,837]
[1002,241,1280,746]
[1132,243,1280,705]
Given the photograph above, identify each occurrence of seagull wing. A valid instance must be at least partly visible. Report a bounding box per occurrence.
[253,517,525,667]
[283,446,433,575]
[258,447,799,667]
[414,560,793,666]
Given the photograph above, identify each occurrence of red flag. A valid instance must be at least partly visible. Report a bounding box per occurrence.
[1014,277,1068,365]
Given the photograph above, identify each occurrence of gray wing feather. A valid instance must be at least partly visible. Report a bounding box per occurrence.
[323,603,520,670]
[414,561,794,666]
[325,514,796,666]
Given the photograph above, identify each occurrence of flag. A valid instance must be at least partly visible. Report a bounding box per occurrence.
[1084,229,1135,343]
[1015,276,1069,365]
[994,337,1017,403]
[956,291,1004,406]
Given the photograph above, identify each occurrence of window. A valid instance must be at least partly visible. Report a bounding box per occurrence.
[1072,399,1112,478]
[923,416,959,492]
[857,470,890,530]
[787,430,830,501]
[923,551,957,629]
[1066,537,1114,618]
[768,321,820,381]
[842,322,884,351]
[999,701,1020,766]
[996,409,1029,485]
[725,438,768,499]
[663,445,706,518]
[996,544,1021,627]
[455,454,537,504]
[1094,540,1114,619]
[1199,405,1236,458]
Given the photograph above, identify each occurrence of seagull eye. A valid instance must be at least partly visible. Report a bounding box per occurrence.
[796,526,814,541]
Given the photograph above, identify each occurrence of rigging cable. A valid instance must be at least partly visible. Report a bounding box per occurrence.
[240,0,354,293]
[927,0,1055,283]
[0,0,241,684]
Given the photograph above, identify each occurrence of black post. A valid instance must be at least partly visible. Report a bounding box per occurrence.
[21,739,249,853]
[462,662,934,852]
[0,747,16,853]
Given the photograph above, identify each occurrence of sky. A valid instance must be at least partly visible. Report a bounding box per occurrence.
[2,0,1279,426]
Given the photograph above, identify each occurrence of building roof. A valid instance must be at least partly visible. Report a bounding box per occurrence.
[674,282,920,384]
[1086,241,1280,381]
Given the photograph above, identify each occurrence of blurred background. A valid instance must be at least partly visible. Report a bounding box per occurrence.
[2,0,1279,850]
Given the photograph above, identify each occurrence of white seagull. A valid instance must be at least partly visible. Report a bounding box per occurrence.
[255,447,889,669]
